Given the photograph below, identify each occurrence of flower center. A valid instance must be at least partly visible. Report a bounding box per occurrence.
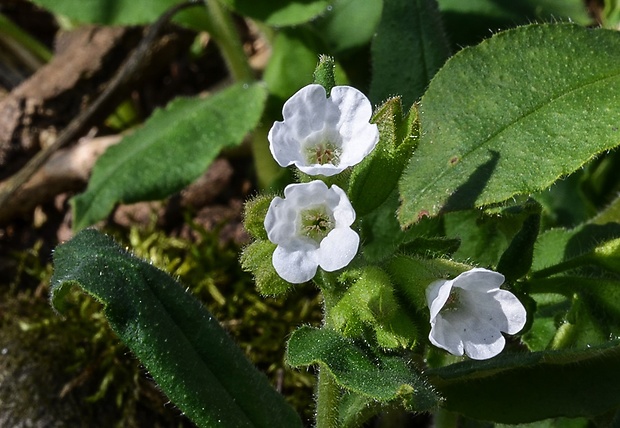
[305,141,342,166]
[300,206,335,242]
[441,288,462,312]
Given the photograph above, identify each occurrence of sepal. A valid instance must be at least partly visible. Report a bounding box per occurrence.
[240,240,293,296]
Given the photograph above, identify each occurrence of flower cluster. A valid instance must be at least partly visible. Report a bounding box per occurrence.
[426,268,527,360]
[260,82,526,360]
[264,84,378,283]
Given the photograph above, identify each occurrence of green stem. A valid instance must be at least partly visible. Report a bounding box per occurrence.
[316,366,340,428]
[0,12,52,68]
[251,124,286,189]
[315,269,341,428]
[524,275,607,296]
[204,0,254,81]
[530,254,592,279]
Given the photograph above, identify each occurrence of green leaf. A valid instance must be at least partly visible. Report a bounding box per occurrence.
[521,293,570,351]
[444,203,538,269]
[219,0,329,26]
[72,83,267,230]
[359,191,409,262]
[263,28,324,100]
[328,266,419,349]
[51,229,301,428]
[531,222,620,274]
[437,0,591,48]
[370,0,451,108]
[593,192,620,225]
[428,340,620,423]
[312,0,383,53]
[349,97,419,217]
[386,255,471,314]
[339,392,386,428]
[286,326,440,411]
[495,200,541,281]
[399,24,620,226]
[31,0,211,29]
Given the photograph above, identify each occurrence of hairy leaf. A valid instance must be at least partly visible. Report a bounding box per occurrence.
[399,24,620,226]
[286,326,440,411]
[428,340,620,423]
[51,229,301,428]
[437,0,590,48]
[72,83,267,230]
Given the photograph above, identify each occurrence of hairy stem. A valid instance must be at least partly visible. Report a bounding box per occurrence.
[316,367,340,428]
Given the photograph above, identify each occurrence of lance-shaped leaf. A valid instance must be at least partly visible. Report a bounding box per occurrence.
[399,24,620,226]
[286,326,440,411]
[72,83,267,230]
[428,340,620,423]
[51,229,302,428]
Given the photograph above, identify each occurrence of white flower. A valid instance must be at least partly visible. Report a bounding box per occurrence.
[268,84,379,177]
[264,180,359,283]
[426,268,527,360]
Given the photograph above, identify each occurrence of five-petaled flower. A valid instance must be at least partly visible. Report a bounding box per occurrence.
[264,180,359,283]
[426,268,527,360]
[268,84,379,177]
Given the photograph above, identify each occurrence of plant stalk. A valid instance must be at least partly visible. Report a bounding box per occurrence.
[316,366,340,428]
[204,0,254,81]
[314,269,342,428]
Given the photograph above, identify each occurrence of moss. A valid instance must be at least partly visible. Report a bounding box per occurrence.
[3,221,322,426]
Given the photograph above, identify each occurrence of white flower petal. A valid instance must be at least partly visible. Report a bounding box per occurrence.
[268,121,304,167]
[425,268,527,360]
[330,185,356,226]
[297,164,342,177]
[330,86,379,165]
[426,279,452,321]
[493,289,527,334]
[282,84,338,140]
[272,241,319,284]
[318,227,360,272]
[264,196,297,245]
[284,180,329,206]
[457,312,507,360]
[453,267,505,292]
[429,314,465,357]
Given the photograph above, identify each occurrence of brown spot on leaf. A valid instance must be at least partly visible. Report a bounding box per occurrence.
[449,156,459,165]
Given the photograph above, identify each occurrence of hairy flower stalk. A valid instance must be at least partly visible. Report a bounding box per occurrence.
[264,180,359,283]
[426,268,527,360]
[268,84,379,177]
